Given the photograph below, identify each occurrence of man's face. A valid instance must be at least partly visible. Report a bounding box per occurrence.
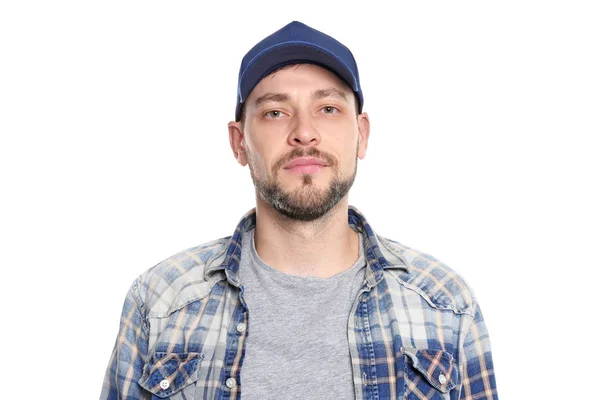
[230,64,369,221]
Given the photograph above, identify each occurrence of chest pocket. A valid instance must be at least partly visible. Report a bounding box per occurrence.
[402,347,458,400]
[138,352,202,399]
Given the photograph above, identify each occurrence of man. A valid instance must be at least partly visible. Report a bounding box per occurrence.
[101,21,498,400]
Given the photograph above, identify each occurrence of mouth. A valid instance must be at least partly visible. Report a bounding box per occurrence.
[283,157,328,174]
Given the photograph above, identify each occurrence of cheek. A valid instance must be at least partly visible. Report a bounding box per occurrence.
[245,141,280,177]
[340,140,360,173]
[246,127,283,161]
[343,147,358,168]
[330,131,359,159]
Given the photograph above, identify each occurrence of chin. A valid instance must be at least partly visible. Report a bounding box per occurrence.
[281,173,329,188]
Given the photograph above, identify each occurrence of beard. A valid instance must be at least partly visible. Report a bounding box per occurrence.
[248,146,357,222]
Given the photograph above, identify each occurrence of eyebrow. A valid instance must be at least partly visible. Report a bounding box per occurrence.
[312,88,349,102]
[253,93,290,108]
[252,88,349,108]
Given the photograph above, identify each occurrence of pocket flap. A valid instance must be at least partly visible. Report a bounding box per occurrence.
[138,352,201,398]
[402,347,458,393]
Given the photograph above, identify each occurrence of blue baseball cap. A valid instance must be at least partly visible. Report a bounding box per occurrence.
[235,21,363,121]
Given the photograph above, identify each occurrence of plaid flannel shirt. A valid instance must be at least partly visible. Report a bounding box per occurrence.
[101,206,498,399]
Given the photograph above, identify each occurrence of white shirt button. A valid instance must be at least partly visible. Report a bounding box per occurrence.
[159,379,170,390]
[226,378,237,388]
[236,323,246,333]
[438,374,447,385]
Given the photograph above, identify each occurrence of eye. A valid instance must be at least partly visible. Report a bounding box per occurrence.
[320,106,339,114]
[264,110,285,119]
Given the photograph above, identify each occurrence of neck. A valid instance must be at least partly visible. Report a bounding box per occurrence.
[253,197,359,278]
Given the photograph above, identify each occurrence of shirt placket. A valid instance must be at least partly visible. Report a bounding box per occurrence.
[219,275,248,399]
[349,282,379,400]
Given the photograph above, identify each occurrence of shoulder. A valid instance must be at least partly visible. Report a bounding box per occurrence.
[130,237,230,318]
[379,236,477,316]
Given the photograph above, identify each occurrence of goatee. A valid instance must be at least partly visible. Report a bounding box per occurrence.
[249,147,356,221]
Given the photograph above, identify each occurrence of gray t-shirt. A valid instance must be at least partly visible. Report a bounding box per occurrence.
[237,228,366,399]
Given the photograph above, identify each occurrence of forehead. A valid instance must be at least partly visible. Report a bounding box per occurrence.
[247,64,353,102]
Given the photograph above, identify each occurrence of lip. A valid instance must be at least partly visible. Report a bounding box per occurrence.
[284,157,328,169]
[283,157,328,175]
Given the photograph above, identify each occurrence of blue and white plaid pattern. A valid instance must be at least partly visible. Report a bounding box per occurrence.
[101,207,498,399]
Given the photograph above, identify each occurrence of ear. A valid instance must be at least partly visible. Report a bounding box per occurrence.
[356,112,370,160]
[228,121,248,166]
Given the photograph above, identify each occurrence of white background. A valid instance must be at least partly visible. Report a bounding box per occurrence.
[1,1,598,398]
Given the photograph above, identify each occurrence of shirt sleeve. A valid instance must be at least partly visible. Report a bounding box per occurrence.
[100,281,150,400]
[458,302,498,400]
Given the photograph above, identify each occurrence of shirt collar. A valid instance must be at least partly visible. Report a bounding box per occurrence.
[204,206,409,286]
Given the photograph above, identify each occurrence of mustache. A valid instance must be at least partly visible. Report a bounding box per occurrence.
[272,147,338,174]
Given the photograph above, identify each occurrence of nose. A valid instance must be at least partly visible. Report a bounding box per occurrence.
[288,112,321,147]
